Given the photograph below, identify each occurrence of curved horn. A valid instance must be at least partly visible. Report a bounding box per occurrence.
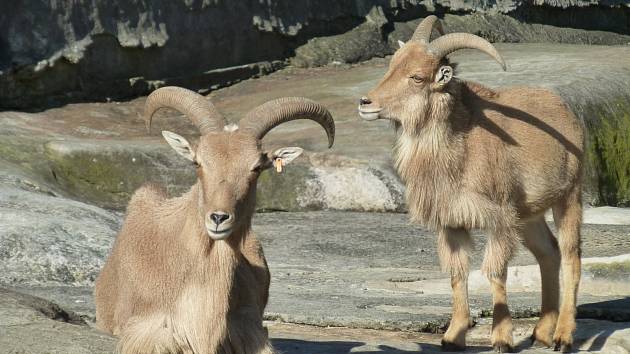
[240,97,335,148]
[411,15,444,43]
[144,86,226,134]
[429,33,506,71]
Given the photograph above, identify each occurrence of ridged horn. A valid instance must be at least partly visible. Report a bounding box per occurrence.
[144,86,226,135]
[240,97,335,148]
[429,33,506,71]
[411,15,444,43]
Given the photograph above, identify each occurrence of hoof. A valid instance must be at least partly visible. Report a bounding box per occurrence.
[553,323,575,352]
[530,332,553,348]
[441,339,465,352]
[553,339,573,353]
[492,342,515,353]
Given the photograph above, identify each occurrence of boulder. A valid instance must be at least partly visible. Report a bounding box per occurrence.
[44,139,196,210]
[43,138,404,212]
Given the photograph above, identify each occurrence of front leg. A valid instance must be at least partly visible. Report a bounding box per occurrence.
[227,309,275,354]
[242,232,271,311]
[438,227,473,351]
[482,227,520,353]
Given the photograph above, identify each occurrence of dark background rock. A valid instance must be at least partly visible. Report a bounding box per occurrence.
[2,0,630,109]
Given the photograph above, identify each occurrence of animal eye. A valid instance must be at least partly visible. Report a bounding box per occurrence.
[411,75,424,83]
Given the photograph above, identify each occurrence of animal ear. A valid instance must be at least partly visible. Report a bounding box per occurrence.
[268,147,304,173]
[435,65,453,86]
[162,131,195,162]
[397,40,405,49]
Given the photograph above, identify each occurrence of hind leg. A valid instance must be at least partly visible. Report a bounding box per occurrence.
[552,185,582,352]
[521,217,560,347]
[483,226,520,353]
[438,228,473,351]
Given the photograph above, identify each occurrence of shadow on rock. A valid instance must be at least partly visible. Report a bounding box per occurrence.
[514,303,630,353]
[271,338,492,354]
[578,297,630,322]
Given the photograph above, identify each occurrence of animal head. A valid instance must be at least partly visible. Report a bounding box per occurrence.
[145,87,334,240]
[358,16,506,131]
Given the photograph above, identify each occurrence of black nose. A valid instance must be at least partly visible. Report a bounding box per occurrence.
[210,212,230,225]
[359,96,371,105]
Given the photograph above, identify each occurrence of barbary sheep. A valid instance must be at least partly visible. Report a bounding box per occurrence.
[95,86,335,354]
[358,16,583,353]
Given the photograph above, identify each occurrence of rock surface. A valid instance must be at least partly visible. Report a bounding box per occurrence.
[2,209,629,353]
[2,1,630,108]
[2,286,628,354]
[0,182,119,286]
[268,319,630,354]
[293,12,630,68]
[1,43,629,209]
[1,150,629,352]
[0,288,116,354]
[6,209,630,329]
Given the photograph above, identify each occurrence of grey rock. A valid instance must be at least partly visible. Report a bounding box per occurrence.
[1,44,629,209]
[295,12,630,68]
[2,286,629,353]
[291,6,392,68]
[44,138,197,210]
[253,212,630,331]
[42,137,404,212]
[0,288,116,354]
[393,12,630,47]
[267,318,630,354]
[0,184,119,286]
[2,0,630,108]
[0,158,63,198]
[6,210,630,332]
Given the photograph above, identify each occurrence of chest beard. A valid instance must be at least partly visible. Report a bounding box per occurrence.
[394,120,466,229]
[171,241,238,353]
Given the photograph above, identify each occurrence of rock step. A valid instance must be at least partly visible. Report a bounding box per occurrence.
[1,44,629,209]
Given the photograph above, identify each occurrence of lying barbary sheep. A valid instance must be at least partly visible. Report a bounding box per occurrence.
[95,86,335,354]
[359,16,583,352]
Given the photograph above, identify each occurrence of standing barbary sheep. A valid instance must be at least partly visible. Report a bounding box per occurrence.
[358,16,583,352]
[95,86,335,354]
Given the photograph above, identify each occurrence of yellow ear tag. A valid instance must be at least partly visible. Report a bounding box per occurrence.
[275,158,283,173]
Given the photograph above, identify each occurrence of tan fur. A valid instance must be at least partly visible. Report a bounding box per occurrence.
[361,41,583,351]
[95,132,275,354]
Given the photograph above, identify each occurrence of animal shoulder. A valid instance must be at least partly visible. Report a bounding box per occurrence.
[128,183,168,210]
[462,81,499,100]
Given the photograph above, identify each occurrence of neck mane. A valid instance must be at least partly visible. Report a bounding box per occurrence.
[159,182,253,351]
[394,80,472,227]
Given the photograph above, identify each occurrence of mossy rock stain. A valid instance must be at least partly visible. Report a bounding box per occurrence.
[44,141,196,210]
[256,163,316,212]
[585,99,630,206]
[584,261,630,280]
